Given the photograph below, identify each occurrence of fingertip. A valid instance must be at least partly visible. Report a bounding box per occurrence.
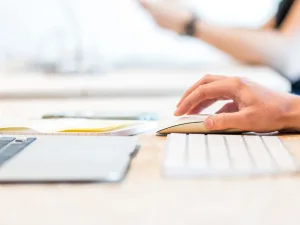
[173,112,179,116]
[174,109,183,116]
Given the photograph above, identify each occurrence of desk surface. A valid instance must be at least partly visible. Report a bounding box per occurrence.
[0,65,291,98]
[1,97,300,225]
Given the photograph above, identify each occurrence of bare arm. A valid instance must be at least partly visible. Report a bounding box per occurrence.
[194,23,277,64]
[194,0,300,64]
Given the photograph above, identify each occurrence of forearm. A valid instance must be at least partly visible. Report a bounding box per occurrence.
[194,22,285,65]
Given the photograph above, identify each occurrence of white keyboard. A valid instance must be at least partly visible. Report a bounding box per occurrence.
[163,134,299,178]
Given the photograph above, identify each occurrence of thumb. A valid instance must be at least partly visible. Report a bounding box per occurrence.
[204,112,246,131]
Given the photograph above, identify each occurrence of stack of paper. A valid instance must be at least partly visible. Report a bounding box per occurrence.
[0,118,157,136]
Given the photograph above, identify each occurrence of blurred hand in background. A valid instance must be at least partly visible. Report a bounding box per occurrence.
[139,0,191,34]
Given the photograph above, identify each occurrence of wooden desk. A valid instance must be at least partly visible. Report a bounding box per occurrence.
[1,98,300,225]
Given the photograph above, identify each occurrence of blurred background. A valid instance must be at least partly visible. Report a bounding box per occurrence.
[0,0,280,74]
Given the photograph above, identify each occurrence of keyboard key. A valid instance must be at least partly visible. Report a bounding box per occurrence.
[0,137,16,150]
[164,134,186,169]
[225,135,254,172]
[26,138,37,143]
[207,135,230,171]
[262,136,296,170]
[0,137,16,142]
[187,134,207,170]
[0,137,36,166]
[241,136,274,171]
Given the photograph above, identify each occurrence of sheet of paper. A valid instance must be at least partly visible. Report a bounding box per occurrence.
[0,118,141,133]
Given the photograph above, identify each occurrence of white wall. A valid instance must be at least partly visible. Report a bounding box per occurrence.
[0,0,280,72]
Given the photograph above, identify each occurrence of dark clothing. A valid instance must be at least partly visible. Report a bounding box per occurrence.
[275,0,295,29]
[292,81,300,94]
[274,0,299,93]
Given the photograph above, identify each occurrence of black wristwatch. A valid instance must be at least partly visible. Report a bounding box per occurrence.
[183,13,199,36]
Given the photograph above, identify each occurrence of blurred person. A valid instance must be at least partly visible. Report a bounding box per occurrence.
[139,0,300,91]
[139,0,300,65]
[175,74,300,132]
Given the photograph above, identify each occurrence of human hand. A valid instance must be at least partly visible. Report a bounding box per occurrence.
[175,75,300,132]
[138,0,192,34]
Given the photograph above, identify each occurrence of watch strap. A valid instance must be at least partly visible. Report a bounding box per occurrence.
[183,14,199,36]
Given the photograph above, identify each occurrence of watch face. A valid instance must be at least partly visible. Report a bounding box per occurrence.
[184,15,198,36]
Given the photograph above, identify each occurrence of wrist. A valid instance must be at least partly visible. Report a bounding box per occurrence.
[282,95,300,130]
[181,13,199,36]
[194,20,206,38]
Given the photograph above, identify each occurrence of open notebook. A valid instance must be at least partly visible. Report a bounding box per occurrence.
[0,118,157,136]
